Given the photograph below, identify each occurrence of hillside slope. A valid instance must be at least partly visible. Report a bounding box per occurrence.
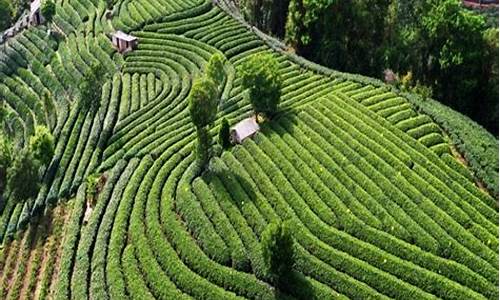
[0,0,498,299]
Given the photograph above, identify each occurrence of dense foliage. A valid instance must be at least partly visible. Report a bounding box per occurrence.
[0,135,12,194]
[29,125,55,166]
[0,0,497,299]
[188,76,218,168]
[243,0,499,134]
[239,53,282,117]
[79,63,108,111]
[240,0,289,38]
[205,52,226,91]
[7,149,40,203]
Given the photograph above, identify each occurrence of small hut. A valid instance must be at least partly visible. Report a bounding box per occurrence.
[30,0,44,26]
[230,117,260,144]
[111,31,138,53]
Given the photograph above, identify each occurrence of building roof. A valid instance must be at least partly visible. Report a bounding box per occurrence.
[231,117,259,142]
[30,0,41,16]
[113,30,137,42]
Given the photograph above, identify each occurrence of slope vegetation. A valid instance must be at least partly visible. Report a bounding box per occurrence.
[0,0,498,299]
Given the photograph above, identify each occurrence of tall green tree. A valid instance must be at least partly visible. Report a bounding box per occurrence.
[391,0,495,132]
[29,125,55,166]
[286,0,391,76]
[239,53,282,117]
[188,76,218,169]
[261,221,295,288]
[206,53,227,91]
[7,149,40,203]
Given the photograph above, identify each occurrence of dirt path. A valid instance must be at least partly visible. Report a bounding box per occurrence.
[450,144,492,196]
[32,208,58,300]
[47,203,73,298]
[18,220,47,300]
[1,228,30,299]
[0,239,18,295]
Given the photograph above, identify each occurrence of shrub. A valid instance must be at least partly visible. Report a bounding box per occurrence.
[7,149,40,203]
[188,76,218,128]
[29,125,55,166]
[78,63,108,111]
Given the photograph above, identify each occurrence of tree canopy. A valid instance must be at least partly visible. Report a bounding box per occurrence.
[0,135,12,193]
[240,0,290,38]
[188,76,218,128]
[7,149,40,203]
[29,125,55,166]
[206,53,226,91]
[188,75,218,169]
[243,0,498,134]
[239,53,282,117]
[218,117,231,149]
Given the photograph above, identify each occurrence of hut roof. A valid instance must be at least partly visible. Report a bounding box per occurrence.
[231,117,259,143]
[113,30,137,42]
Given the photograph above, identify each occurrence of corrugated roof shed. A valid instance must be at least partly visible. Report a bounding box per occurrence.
[113,30,137,42]
[231,117,259,144]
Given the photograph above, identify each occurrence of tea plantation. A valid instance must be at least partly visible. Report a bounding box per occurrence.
[0,0,498,299]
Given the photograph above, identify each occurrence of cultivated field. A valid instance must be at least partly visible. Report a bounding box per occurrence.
[0,0,498,299]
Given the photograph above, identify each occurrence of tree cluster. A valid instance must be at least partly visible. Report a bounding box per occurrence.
[189,52,283,170]
[240,0,290,38]
[0,0,33,31]
[239,53,282,118]
[1,125,55,207]
[241,0,499,134]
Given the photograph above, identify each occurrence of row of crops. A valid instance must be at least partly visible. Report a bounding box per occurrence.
[0,0,497,299]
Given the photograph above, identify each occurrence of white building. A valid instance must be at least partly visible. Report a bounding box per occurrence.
[230,117,260,144]
[111,31,138,53]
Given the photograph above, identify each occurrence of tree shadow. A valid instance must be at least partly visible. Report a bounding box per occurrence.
[274,271,317,300]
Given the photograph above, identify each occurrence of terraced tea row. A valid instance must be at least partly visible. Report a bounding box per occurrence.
[0,0,497,299]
